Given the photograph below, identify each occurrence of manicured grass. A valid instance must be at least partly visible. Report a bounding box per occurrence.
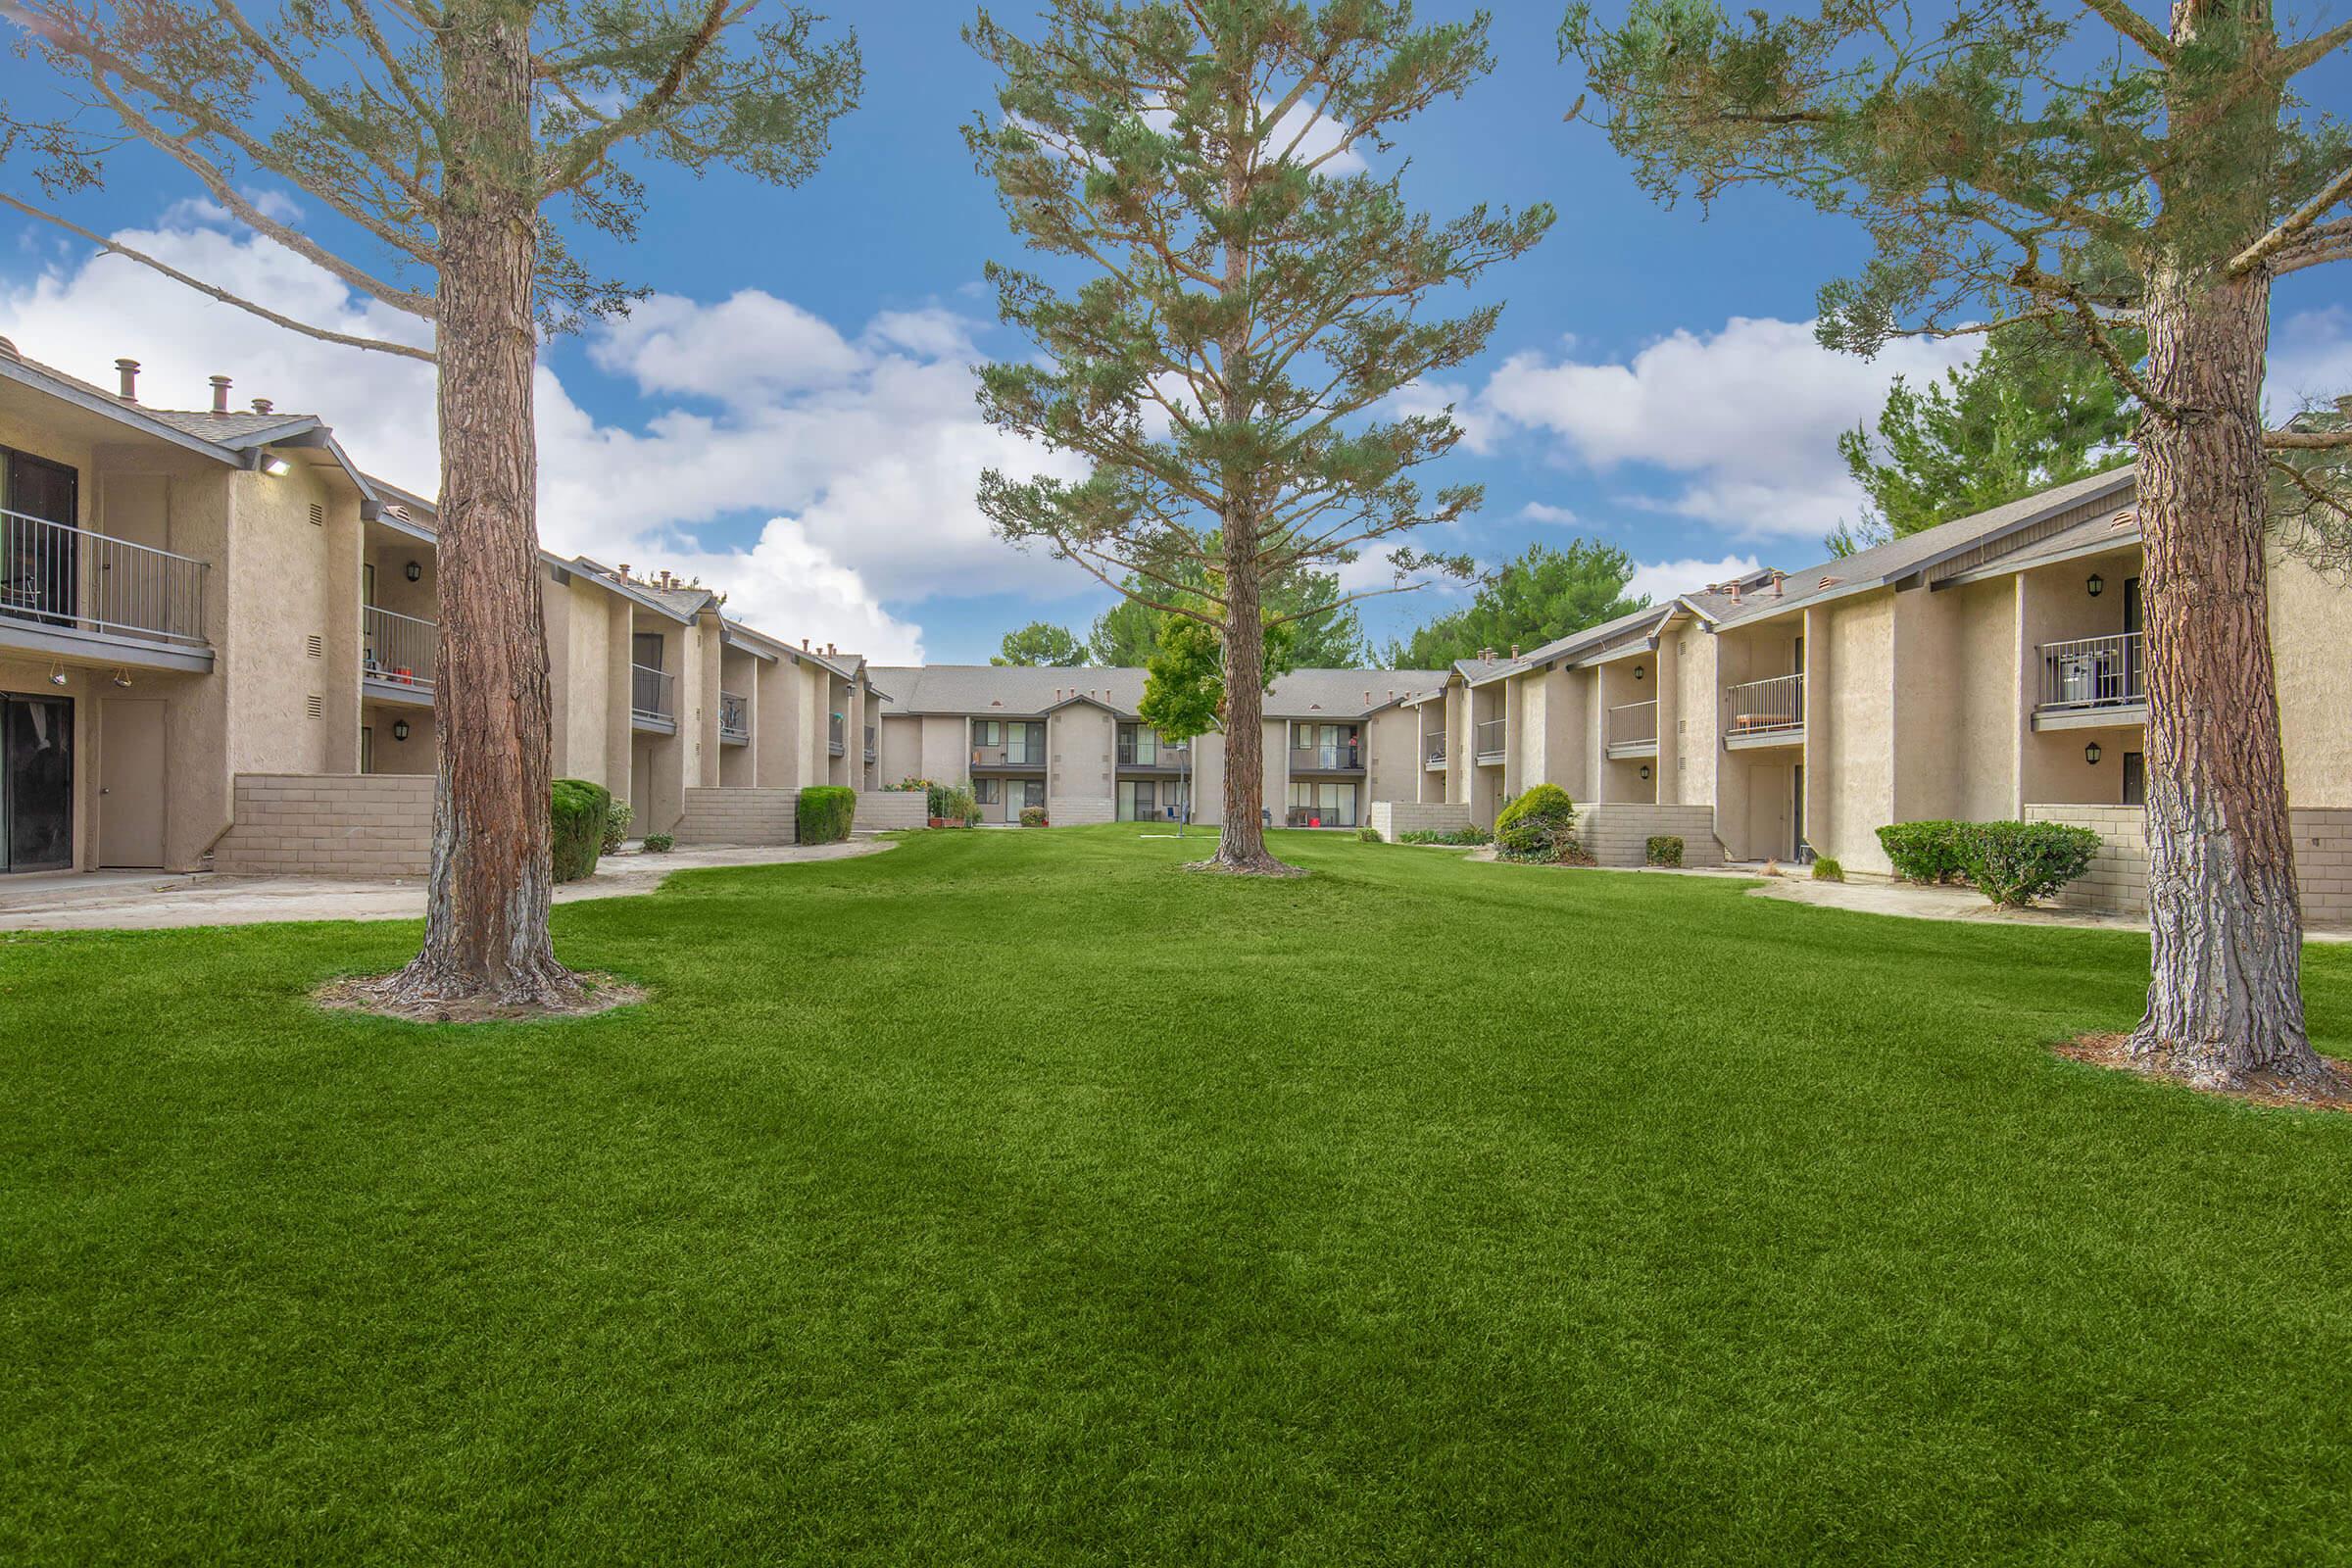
[5,827,2351,1563]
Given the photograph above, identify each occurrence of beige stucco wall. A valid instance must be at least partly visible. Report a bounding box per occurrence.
[1674,621,1718,810]
[1365,706,1419,807]
[2271,549,2352,807]
[1051,704,1116,822]
[1810,592,1897,871]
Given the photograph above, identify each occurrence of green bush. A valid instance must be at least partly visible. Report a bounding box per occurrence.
[1357,826,1382,843]
[643,832,673,854]
[1645,835,1684,867]
[1959,820,2100,906]
[1494,785,1580,862]
[551,778,610,884]
[798,785,858,845]
[1396,825,1491,847]
[1019,806,1047,828]
[600,797,633,856]
[937,784,978,826]
[1812,857,1844,882]
[1878,820,1967,884]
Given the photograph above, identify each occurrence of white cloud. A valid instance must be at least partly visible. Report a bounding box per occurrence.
[1387,377,1501,454]
[2269,306,2352,416]
[1480,317,1975,539]
[1519,501,1579,524]
[1626,554,1762,606]
[0,207,1106,660]
[1266,96,1367,175]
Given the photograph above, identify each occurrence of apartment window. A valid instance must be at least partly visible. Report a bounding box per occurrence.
[1286,781,1357,826]
[360,726,373,774]
[1118,778,1186,821]
[632,631,664,670]
[975,719,1002,748]
[2123,752,2145,808]
[973,777,1001,805]
[1118,723,1159,766]
[1005,721,1045,763]
[1021,779,1047,810]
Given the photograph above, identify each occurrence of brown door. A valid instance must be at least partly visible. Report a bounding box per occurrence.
[98,698,167,866]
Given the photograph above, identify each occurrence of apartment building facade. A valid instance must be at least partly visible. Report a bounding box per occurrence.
[0,344,882,877]
[868,664,1444,828]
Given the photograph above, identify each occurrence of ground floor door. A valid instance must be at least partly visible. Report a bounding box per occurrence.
[98,698,166,866]
[2,692,74,872]
[1790,764,1806,860]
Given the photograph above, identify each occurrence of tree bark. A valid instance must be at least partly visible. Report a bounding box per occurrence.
[2123,0,2329,1090]
[373,0,581,1008]
[1211,548,1294,872]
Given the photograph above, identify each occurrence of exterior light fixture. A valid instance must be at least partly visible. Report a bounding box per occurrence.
[261,454,293,477]
[1634,664,1646,681]
[393,720,411,742]
[2086,573,2105,598]
[47,664,68,687]
[1639,763,1652,781]
[405,560,422,582]
[2084,741,2103,765]
[111,668,132,688]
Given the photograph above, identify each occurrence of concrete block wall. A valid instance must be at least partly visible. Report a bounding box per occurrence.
[853,791,928,831]
[674,788,801,846]
[2026,805,2352,925]
[1370,801,1473,839]
[1050,797,1113,826]
[213,773,433,878]
[1579,804,1727,867]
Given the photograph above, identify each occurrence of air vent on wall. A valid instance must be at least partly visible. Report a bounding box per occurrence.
[305,634,324,659]
[309,503,324,527]
[306,694,323,719]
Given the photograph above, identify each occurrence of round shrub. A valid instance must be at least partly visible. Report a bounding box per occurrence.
[1811,856,1844,882]
[600,798,633,856]
[551,777,611,884]
[642,832,674,854]
[1878,820,1966,883]
[1959,820,2100,906]
[1494,785,1579,862]
[1357,826,1382,843]
[1018,806,1047,828]
[797,785,858,845]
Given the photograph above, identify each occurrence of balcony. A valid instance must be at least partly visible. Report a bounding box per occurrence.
[631,663,676,731]
[2035,632,2144,729]
[1474,717,1506,764]
[1727,673,1804,748]
[0,506,210,666]
[1290,742,1364,774]
[719,689,750,745]
[1606,699,1657,759]
[1116,741,1190,770]
[1424,728,1446,769]
[363,606,435,705]
[970,742,1046,769]
[828,711,845,756]
[1285,805,1359,828]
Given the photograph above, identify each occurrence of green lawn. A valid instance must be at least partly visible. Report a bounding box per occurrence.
[5,827,2350,1563]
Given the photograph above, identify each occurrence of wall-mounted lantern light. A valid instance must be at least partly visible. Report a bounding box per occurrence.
[261,454,292,477]
[1634,664,1646,681]
[2084,741,2102,765]
[2086,573,2105,598]
[1639,763,1652,781]
[393,720,411,742]
[405,560,423,582]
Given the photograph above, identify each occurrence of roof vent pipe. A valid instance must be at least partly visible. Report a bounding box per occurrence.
[210,374,232,414]
[250,396,272,415]
[115,358,139,403]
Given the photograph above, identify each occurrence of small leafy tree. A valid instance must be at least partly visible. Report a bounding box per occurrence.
[993,620,1090,666]
[1091,557,1365,667]
[1385,539,1647,667]
[1828,324,2142,556]
[967,0,1551,874]
[1137,613,1225,838]
[1561,0,2352,1092]
[2,0,859,1009]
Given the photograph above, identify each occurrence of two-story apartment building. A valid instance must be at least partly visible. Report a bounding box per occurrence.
[867,664,1445,828]
[0,343,884,877]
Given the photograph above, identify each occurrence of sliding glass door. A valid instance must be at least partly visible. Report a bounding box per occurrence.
[2,694,74,872]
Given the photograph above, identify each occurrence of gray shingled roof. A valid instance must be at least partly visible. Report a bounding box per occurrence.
[870,663,1446,719]
[1942,499,2143,580]
[142,408,322,446]
[1710,466,2137,628]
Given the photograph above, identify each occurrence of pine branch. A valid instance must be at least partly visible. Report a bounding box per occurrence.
[0,190,435,360]
[2078,0,2175,62]
[2231,163,2352,276]
[539,0,734,198]
[2264,428,2352,451]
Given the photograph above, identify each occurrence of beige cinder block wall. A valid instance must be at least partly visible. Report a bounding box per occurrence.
[1673,620,1719,810]
[552,571,618,789]
[1050,704,1115,823]
[2270,548,2352,807]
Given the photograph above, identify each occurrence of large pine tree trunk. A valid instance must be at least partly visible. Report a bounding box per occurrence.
[1211,551,1294,873]
[375,1,580,1008]
[2127,260,2322,1088]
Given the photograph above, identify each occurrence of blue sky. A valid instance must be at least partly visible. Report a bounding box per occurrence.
[3,0,2347,662]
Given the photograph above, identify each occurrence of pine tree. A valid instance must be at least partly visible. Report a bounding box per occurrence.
[967,0,1549,874]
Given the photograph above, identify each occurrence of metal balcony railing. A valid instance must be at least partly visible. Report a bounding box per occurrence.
[1290,743,1364,772]
[363,606,435,694]
[1727,673,1804,738]
[1117,740,1189,767]
[828,711,845,755]
[1424,729,1446,766]
[0,505,209,647]
[1474,717,1506,760]
[1607,699,1658,747]
[719,689,749,743]
[631,663,675,722]
[2039,632,2144,711]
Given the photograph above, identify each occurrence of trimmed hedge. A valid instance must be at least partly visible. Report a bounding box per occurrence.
[600,798,633,856]
[551,778,611,883]
[1960,820,2101,906]
[1357,826,1382,844]
[1878,819,1967,883]
[798,785,858,845]
[1812,857,1844,882]
[1495,784,1580,863]
[1645,835,1684,867]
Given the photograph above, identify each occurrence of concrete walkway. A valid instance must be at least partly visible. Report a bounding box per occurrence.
[0,840,893,932]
